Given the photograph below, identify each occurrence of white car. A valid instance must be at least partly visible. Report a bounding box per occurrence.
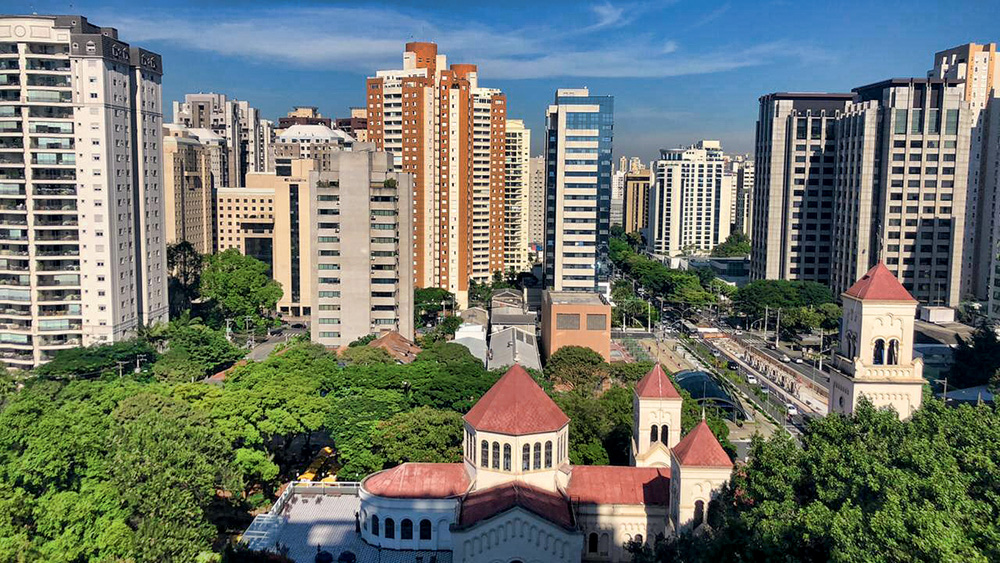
[794,358,804,364]
[786,403,799,416]
[746,375,759,385]
[781,354,791,362]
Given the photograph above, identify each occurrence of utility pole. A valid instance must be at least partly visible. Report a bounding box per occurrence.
[774,308,781,348]
[763,306,769,338]
[135,354,146,374]
[647,300,651,333]
[116,361,126,379]
[935,378,948,405]
[225,318,233,343]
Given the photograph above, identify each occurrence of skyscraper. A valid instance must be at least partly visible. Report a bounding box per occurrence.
[163,125,216,255]
[732,156,754,235]
[623,167,652,235]
[366,42,510,307]
[750,93,853,283]
[544,88,613,292]
[504,119,531,273]
[647,141,731,256]
[528,155,546,254]
[0,15,168,367]
[172,93,272,187]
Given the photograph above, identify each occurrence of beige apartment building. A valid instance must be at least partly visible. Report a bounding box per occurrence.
[528,155,546,253]
[215,152,413,345]
[273,123,354,172]
[172,92,272,187]
[732,155,754,235]
[0,15,168,367]
[647,141,732,256]
[163,125,216,254]
[623,167,651,235]
[503,119,531,273]
[366,42,509,308]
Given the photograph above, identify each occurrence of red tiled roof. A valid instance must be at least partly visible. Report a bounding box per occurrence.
[464,364,569,435]
[458,482,574,530]
[843,262,916,302]
[635,364,682,399]
[369,331,422,364]
[567,466,670,505]
[671,421,733,468]
[362,463,470,499]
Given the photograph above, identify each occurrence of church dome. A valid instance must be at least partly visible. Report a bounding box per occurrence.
[463,364,568,435]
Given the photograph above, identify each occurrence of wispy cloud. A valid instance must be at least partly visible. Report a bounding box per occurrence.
[692,3,732,28]
[102,3,831,80]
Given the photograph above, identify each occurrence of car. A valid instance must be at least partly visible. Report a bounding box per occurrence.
[727,360,738,370]
[734,330,744,335]
[786,403,799,416]
[291,323,306,329]
[760,386,770,396]
[781,354,791,362]
[794,357,804,364]
[746,375,759,385]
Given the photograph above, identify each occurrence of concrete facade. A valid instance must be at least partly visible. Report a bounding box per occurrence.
[528,155,546,253]
[622,168,651,235]
[541,290,611,361]
[504,119,531,273]
[163,125,215,254]
[0,15,168,367]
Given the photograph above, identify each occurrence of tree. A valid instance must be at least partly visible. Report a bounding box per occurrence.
[348,333,378,347]
[371,406,464,466]
[152,322,244,382]
[711,232,751,257]
[544,346,609,392]
[167,241,204,317]
[950,321,1000,389]
[339,345,394,366]
[34,339,158,379]
[414,287,454,326]
[199,249,283,325]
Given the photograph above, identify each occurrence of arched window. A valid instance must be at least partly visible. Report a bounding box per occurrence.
[522,444,530,470]
[887,339,899,365]
[660,425,669,443]
[650,425,658,443]
[384,518,395,539]
[707,499,722,528]
[491,442,500,470]
[401,519,413,540]
[544,441,553,468]
[599,533,610,555]
[588,532,599,553]
[480,440,488,468]
[503,444,512,471]
[419,519,432,540]
[635,534,643,545]
[533,442,541,470]
[694,500,705,527]
[371,515,379,536]
[873,338,885,365]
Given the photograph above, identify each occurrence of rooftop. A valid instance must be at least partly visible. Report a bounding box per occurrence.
[567,466,670,506]
[843,262,916,302]
[463,364,569,435]
[487,327,542,372]
[362,463,470,499]
[457,482,574,530]
[368,331,421,364]
[671,421,733,468]
[635,364,682,399]
[545,290,609,306]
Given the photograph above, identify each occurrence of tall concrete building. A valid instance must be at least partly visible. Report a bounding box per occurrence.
[750,93,853,284]
[366,42,509,308]
[215,151,413,345]
[163,125,216,254]
[731,155,755,235]
[273,124,354,172]
[172,92,272,187]
[610,168,625,228]
[528,155,546,254]
[544,88,613,292]
[830,79,972,306]
[503,119,531,273]
[623,167,652,235]
[336,107,368,143]
[276,106,331,133]
[930,43,999,302]
[0,15,168,367]
[647,141,731,256]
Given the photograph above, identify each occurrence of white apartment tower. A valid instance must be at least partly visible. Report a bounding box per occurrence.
[647,141,731,256]
[528,155,546,253]
[0,15,168,367]
[504,119,531,273]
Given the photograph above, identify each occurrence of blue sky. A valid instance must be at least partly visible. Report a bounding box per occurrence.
[25,0,1000,159]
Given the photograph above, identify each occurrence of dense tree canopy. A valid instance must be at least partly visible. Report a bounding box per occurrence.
[711,232,752,257]
[609,237,715,305]
[632,399,1000,563]
[199,249,283,327]
[733,279,835,317]
[950,321,1000,390]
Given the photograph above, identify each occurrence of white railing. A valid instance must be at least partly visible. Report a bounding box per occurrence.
[241,481,361,552]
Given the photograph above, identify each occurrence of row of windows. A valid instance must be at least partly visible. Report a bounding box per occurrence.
[477,439,554,471]
[368,516,431,540]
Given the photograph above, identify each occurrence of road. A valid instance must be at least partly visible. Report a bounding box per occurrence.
[247,327,307,361]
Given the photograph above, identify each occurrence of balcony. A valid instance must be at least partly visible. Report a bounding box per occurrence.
[26,74,70,87]
[0,152,23,165]
[36,274,79,288]
[39,335,80,347]
[25,59,70,72]
[33,200,75,211]
[35,259,79,272]
[27,44,69,56]
[33,185,75,196]
[0,90,18,102]
[35,245,78,257]
[0,60,18,70]
[27,106,73,119]
[0,137,22,150]
[0,288,30,302]
[26,90,72,104]
[31,168,75,181]
[0,320,31,331]
[0,121,21,133]
[38,319,82,332]
[28,122,72,135]
[0,200,25,211]
[33,230,77,242]
[0,274,29,287]
[0,259,28,272]
[0,335,32,348]
[0,305,29,317]
[36,289,80,302]
[34,216,78,227]
[0,169,25,181]
[0,214,26,226]
[38,304,81,317]
[0,229,27,242]
[30,137,73,150]
[0,245,27,257]
[0,350,34,362]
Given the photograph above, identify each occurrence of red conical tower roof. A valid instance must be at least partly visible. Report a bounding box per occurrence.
[464,364,569,435]
[671,421,733,468]
[635,364,682,399]
[844,262,916,302]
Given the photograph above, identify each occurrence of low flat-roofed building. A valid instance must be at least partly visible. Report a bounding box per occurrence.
[541,291,612,361]
[487,327,542,371]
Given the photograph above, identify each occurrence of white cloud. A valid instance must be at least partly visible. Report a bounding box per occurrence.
[101,4,831,80]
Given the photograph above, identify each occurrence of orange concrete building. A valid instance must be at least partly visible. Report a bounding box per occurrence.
[541,290,612,361]
[366,43,508,308]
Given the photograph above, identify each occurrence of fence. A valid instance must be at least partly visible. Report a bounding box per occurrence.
[241,481,361,551]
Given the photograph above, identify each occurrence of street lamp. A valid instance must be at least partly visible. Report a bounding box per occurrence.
[934,378,948,405]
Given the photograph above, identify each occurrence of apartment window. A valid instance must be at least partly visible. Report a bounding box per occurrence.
[586,314,607,331]
[556,313,580,330]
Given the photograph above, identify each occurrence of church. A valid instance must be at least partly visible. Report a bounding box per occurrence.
[356,363,733,562]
